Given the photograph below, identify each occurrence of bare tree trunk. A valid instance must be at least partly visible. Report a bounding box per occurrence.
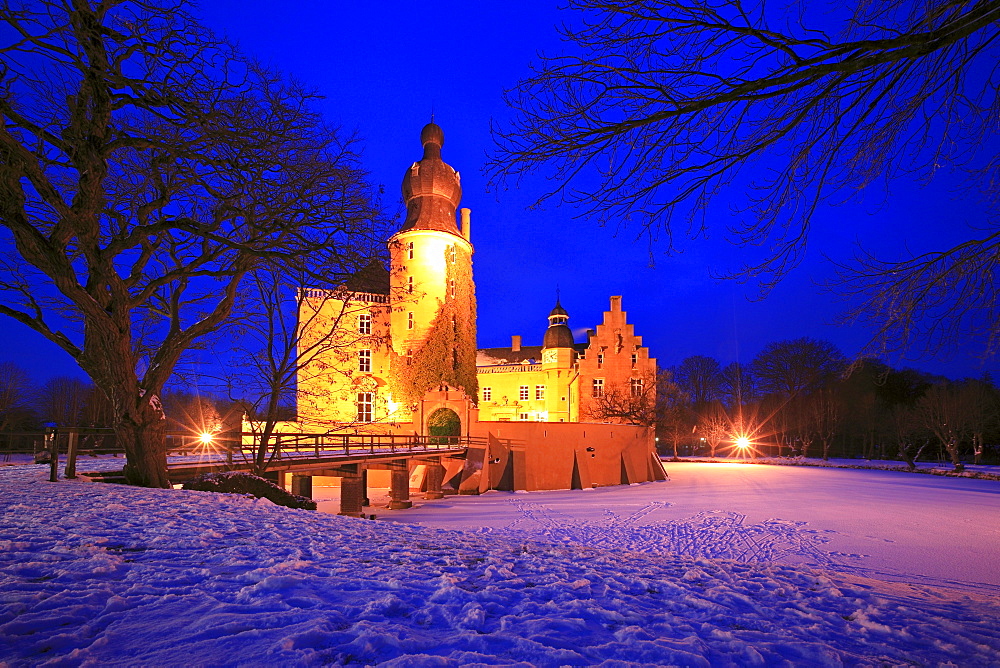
[118,399,169,488]
[945,438,964,472]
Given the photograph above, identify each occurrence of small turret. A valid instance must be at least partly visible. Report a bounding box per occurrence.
[543,300,574,349]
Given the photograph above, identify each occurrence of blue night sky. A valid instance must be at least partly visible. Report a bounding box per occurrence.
[2,0,996,383]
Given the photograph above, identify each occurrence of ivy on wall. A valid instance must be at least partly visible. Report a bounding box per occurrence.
[388,242,478,407]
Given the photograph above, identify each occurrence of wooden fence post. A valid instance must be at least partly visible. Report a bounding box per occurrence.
[64,428,79,479]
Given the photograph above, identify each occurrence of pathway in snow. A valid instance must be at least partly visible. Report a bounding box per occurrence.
[384,463,1000,594]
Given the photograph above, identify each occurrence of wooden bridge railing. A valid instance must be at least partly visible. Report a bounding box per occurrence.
[223,432,478,463]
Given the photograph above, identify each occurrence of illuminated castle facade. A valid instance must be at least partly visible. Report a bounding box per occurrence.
[297,122,655,429]
[294,124,663,491]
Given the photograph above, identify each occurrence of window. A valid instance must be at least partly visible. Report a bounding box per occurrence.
[407,241,414,260]
[597,353,604,368]
[407,312,414,330]
[358,349,371,372]
[358,313,371,335]
[631,353,638,368]
[519,385,529,401]
[449,279,456,299]
[519,412,529,421]
[592,378,604,397]
[535,385,545,400]
[406,349,412,365]
[448,245,456,263]
[631,378,644,397]
[482,387,492,401]
[407,276,413,293]
[356,392,373,422]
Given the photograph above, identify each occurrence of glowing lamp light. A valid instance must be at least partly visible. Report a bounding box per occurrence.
[198,432,215,445]
[735,436,751,449]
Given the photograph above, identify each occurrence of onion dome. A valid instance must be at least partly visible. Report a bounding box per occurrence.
[543,300,574,349]
[400,122,462,235]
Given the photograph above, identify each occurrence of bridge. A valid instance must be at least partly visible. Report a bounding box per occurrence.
[168,432,481,515]
[55,430,483,516]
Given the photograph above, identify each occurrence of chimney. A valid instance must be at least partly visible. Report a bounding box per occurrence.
[460,208,471,240]
[609,295,622,311]
[511,335,521,352]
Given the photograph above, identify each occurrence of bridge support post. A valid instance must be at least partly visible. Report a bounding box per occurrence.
[388,461,412,509]
[291,474,312,499]
[340,473,364,517]
[424,461,445,500]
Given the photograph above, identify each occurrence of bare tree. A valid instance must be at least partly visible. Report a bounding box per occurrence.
[584,371,661,426]
[0,1,378,486]
[37,377,91,426]
[655,373,692,459]
[698,401,730,459]
[0,361,33,431]
[916,382,973,471]
[672,356,723,407]
[223,261,388,475]
[957,378,999,465]
[490,0,1000,350]
[807,389,839,461]
[752,338,846,398]
[720,361,756,408]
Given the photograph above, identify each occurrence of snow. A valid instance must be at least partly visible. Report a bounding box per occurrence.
[2,460,1000,666]
[386,462,1000,594]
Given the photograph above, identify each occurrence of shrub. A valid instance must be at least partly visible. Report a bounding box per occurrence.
[182,471,317,510]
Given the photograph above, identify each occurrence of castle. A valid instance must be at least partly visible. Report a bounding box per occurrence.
[292,123,664,493]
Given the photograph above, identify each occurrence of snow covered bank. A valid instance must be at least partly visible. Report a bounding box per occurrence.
[2,464,1000,666]
[670,455,1000,480]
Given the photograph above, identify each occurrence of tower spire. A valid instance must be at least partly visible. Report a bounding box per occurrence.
[399,122,462,234]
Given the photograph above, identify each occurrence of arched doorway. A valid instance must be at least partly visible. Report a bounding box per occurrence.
[427,408,461,444]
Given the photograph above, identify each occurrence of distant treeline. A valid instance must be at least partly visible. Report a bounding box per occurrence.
[660,338,1000,468]
[0,362,272,435]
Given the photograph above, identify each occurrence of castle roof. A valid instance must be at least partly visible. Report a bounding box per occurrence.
[542,324,575,349]
[344,260,390,295]
[399,122,462,235]
[477,342,589,366]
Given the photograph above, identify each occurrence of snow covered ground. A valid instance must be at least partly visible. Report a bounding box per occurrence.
[2,461,1000,666]
[387,462,1000,595]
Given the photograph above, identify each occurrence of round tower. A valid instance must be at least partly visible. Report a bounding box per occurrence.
[389,123,477,404]
[541,299,576,421]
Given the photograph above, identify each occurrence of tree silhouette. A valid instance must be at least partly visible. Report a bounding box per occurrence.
[0,1,379,486]
[491,0,1000,354]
